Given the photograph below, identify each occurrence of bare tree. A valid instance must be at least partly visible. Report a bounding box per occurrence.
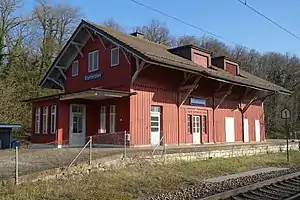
[31,0,82,77]
[199,36,230,56]
[103,18,123,31]
[0,0,25,70]
[135,19,175,46]
[177,35,201,47]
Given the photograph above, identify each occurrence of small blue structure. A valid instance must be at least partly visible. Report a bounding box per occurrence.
[0,124,21,149]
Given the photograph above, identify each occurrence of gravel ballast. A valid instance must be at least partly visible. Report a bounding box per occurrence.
[142,166,300,200]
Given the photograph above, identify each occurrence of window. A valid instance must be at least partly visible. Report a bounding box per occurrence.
[71,105,84,134]
[35,107,41,134]
[110,47,119,67]
[192,116,200,134]
[50,105,57,134]
[187,115,192,134]
[72,60,79,77]
[100,106,106,133]
[109,105,116,133]
[151,106,161,113]
[72,105,84,113]
[201,115,207,134]
[88,50,99,72]
[42,106,48,134]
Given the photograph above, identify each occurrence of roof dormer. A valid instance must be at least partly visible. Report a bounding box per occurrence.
[211,56,240,76]
[169,45,212,68]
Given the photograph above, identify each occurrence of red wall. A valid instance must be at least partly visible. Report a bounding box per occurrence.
[32,33,265,146]
[129,63,265,146]
[225,62,238,76]
[64,36,131,93]
[193,53,209,67]
[31,99,59,144]
[32,97,130,145]
[130,84,179,146]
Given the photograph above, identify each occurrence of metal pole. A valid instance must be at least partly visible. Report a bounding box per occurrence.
[123,131,127,158]
[286,118,289,162]
[15,146,19,185]
[89,136,92,166]
[163,132,166,155]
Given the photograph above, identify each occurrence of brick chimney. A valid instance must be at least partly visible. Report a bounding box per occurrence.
[130,31,144,39]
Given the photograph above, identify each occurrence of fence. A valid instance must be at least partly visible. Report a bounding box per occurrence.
[2,135,300,185]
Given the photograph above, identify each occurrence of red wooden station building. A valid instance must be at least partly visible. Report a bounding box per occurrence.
[27,20,291,148]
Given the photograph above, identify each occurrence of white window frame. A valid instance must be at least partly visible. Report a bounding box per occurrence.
[42,106,48,134]
[100,106,106,133]
[109,105,116,133]
[110,47,119,67]
[88,50,99,72]
[35,107,41,134]
[50,105,57,134]
[72,60,79,77]
[192,116,200,134]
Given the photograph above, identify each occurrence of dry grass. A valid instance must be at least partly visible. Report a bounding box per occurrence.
[1,151,300,200]
[0,148,124,179]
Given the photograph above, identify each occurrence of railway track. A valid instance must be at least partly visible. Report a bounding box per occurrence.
[200,171,300,200]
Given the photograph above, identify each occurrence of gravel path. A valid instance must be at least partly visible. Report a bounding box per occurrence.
[0,148,123,179]
[142,166,300,200]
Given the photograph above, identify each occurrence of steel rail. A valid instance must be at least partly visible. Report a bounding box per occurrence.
[199,171,300,200]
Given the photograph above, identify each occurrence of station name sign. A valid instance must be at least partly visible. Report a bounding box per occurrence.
[190,97,206,106]
[84,72,104,81]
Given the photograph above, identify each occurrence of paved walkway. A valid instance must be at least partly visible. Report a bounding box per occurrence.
[204,167,289,183]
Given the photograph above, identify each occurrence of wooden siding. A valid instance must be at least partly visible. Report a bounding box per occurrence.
[193,53,208,67]
[32,97,130,145]
[225,62,238,76]
[64,36,131,93]
[130,84,179,146]
[128,64,266,146]
[31,99,59,144]
[130,84,265,146]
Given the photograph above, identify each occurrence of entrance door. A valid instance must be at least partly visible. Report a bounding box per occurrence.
[69,105,86,147]
[225,117,235,143]
[244,119,249,142]
[150,106,161,145]
[255,120,261,142]
[193,116,201,144]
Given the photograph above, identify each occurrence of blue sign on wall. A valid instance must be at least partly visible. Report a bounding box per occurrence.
[84,72,104,81]
[190,97,206,106]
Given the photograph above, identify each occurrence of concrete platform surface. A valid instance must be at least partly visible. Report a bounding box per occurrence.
[205,167,289,183]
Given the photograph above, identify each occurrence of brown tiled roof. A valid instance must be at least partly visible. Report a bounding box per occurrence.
[83,20,291,95]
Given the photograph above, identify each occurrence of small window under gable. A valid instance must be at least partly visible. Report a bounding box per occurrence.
[72,60,79,77]
[111,47,119,67]
[88,50,99,72]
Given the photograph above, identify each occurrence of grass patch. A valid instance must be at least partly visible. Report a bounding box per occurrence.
[1,151,300,200]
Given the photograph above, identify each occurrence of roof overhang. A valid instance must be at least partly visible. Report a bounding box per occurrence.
[38,19,291,96]
[39,20,148,90]
[24,88,136,103]
[59,88,136,101]
[146,59,291,96]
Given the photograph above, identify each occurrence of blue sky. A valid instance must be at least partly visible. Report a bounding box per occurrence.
[22,0,300,56]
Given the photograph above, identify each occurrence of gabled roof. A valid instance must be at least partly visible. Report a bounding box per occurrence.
[40,19,291,95]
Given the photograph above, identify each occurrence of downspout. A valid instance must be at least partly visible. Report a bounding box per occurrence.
[177,92,180,145]
[212,96,216,143]
[242,112,245,141]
